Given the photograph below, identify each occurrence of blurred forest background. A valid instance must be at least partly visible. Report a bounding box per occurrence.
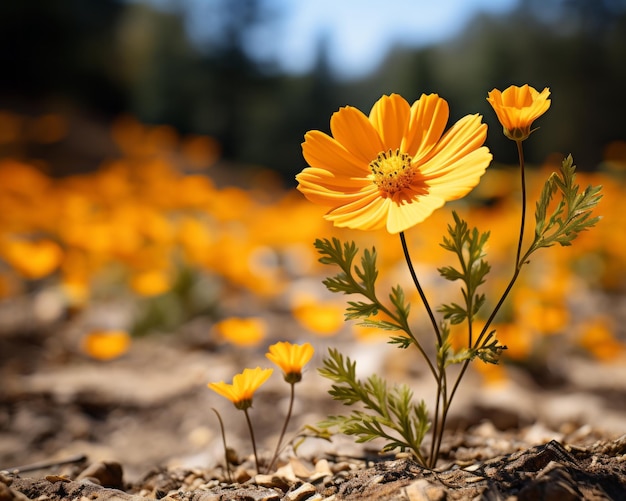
[1,0,626,182]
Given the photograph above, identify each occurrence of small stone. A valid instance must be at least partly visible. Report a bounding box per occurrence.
[0,473,13,488]
[274,462,299,483]
[404,478,446,501]
[289,458,314,478]
[329,462,352,474]
[254,474,275,487]
[76,462,124,489]
[284,482,317,501]
[233,466,252,483]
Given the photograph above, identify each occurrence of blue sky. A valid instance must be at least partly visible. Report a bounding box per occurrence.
[146,0,519,78]
[262,0,519,77]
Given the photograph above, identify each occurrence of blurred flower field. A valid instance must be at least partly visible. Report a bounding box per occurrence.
[1,109,626,380]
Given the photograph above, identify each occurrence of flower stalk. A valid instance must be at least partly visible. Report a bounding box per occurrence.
[207,342,314,474]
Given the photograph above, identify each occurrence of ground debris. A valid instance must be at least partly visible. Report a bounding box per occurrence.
[2,435,625,501]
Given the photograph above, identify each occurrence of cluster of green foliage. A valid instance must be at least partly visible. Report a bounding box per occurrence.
[313,156,601,467]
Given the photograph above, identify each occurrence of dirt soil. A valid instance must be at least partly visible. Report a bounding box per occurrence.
[1,294,626,500]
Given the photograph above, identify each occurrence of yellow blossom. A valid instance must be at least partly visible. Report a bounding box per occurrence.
[487,84,551,141]
[129,269,172,297]
[213,317,267,347]
[81,330,131,361]
[1,238,63,279]
[296,93,492,233]
[292,300,344,336]
[208,367,273,410]
[266,341,314,383]
[578,318,624,361]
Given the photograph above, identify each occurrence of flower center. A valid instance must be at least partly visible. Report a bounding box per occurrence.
[369,149,415,196]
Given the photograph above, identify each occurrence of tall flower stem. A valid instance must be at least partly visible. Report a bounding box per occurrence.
[514,140,527,266]
[475,139,528,348]
[212,408,233,482]
[266,382,295,473]
[243,408,261,474]
[431,140,530,467]
[399,232,441,345]
[399,231,446,467]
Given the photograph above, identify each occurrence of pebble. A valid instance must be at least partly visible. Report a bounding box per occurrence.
[76,461,124,489]
[284,482,317,501]
[404,479,446,501]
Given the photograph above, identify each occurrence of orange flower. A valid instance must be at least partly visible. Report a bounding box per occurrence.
[486,84,551,141]
[292,300,344,336]
[81,330,131,361]
[266,341,314,383]
[1,238,63,279]
[208,367,273,410]
[212,317,267,347]
[296,93,491,233]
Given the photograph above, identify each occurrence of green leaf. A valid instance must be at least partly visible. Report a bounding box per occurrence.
[355,248,379,297]
[531,155,602,254]
[345,301,379,320]
[437,212,491,330]
[358,319,403,331]
[438,302,468,325]
[389,285,411,326]
[476,330,507,364]
[388,335,413,349]
[317,348,430,464]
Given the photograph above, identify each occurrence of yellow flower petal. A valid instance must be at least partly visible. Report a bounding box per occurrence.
[302,130,368,177]
[208,367,273,409]
[369,94,411,148]
[330,106,384,164]
[405,94,449,160]
[386,194,445,234]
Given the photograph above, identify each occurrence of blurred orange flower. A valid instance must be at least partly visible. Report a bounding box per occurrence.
[578,318,624,361]
[213,317,267,346]
[266,341,314,383]
[208,367,273,410]
[81,330,131,361]
[129,269,172,297]
[487,84,551,141]
[1,238,63,279]
[292,300,344,336]
[296,93,492,233]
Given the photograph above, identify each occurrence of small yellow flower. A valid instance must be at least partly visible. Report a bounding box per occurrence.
[208,367,273,410]
[296,93,492,233]
[266,341,314,383]
[486,84,551,141]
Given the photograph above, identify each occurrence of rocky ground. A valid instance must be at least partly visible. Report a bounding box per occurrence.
[1,295,626,500]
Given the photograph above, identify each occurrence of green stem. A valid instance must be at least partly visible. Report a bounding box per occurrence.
[243,408,262,474]
[475,139,528,348]
[515,140,527,267]
[266,382,295,472]
[399,232,441,345]
[212,408,233,482]
[399,231,444,467]
[428,367,448,468]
